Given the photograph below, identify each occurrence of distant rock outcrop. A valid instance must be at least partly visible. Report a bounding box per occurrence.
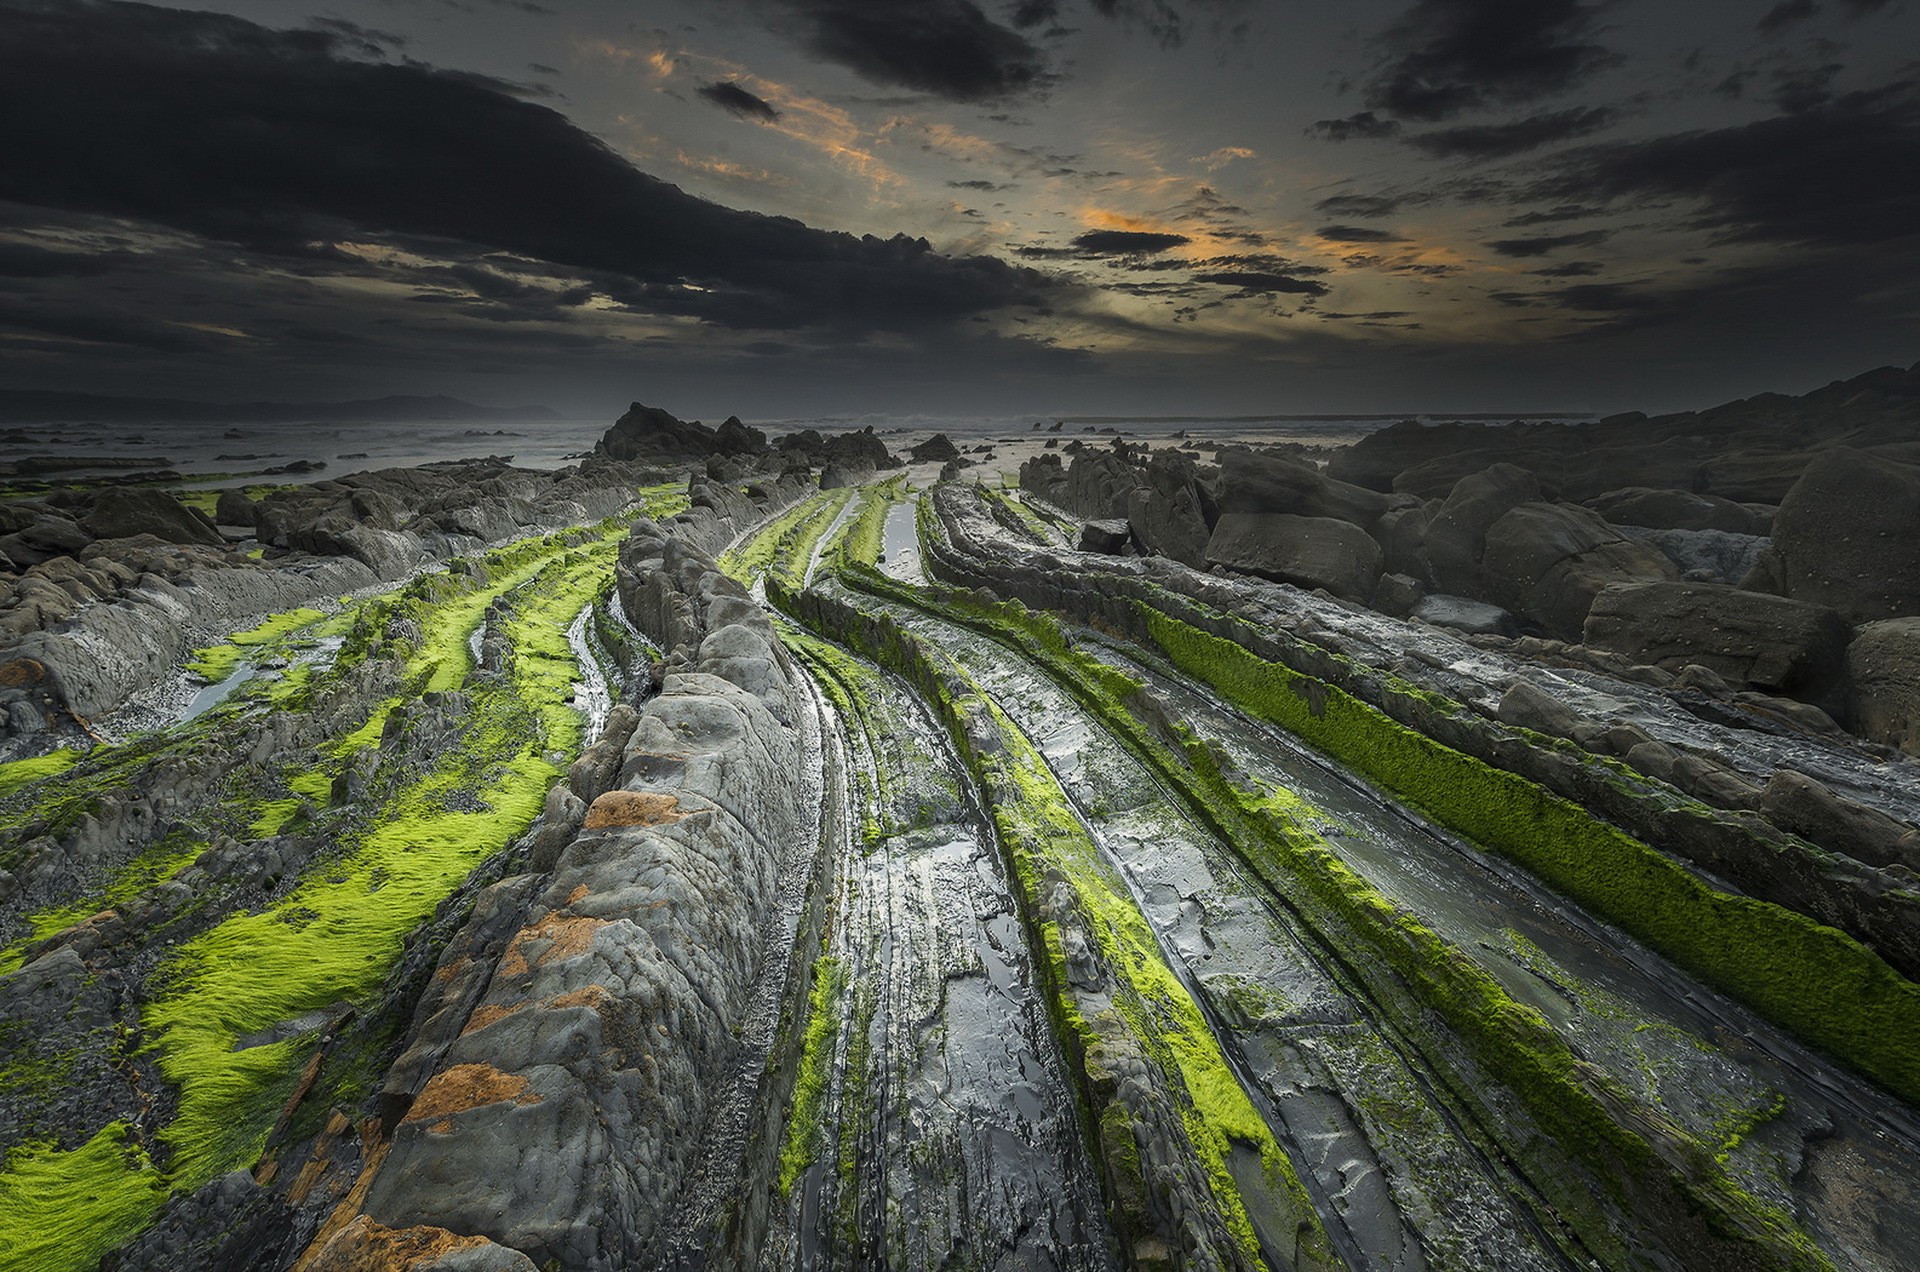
[598,402,767,461]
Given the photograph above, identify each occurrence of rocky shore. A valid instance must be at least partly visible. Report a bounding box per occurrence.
[3,379,1918,1271]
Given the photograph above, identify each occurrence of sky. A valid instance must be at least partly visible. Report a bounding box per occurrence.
[1,0,1917,420]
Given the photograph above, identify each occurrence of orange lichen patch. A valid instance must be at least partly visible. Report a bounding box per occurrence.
[583,789,691,829]
[296,1214,495,1272]
[462,984,613,1037]
[461,1001,522,1035]
[290,1134,392,1272]
[402,1062,542,1127]
[497,912,610,978]
[0,658,46,688]
[565,883,591,905]
[431,955,469,985]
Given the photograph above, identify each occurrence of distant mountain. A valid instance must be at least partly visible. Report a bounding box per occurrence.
[0,390,561,425]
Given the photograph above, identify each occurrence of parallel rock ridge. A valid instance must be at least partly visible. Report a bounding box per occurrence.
[305,526,807,1270]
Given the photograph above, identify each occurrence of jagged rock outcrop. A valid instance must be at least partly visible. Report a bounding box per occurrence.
[1213,449,1389,528]
[908,433,960,463]
[1773,447,1920,623]
[773,426,898,472]
[597,402,766,461]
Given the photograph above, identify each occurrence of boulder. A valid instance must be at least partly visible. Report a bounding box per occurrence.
[1587,487,1772,535]
[1700,451,1814,503]
[1848,617,1920,754]
[1373,572,1425,618]
[1211,451,1389,529]
[0,514,93,567]
[1062,451,1144,520]
[909,433,961,463]
[1375,503,1435,585]
[1617,527,1770,586]
[1204,513,1381,601]
[1480,502,1677,637]
[80,487,223,546]
[1412,594,1520,637]
[214,489,258,528]
[1773,447,1920,623]
[1425,464,1544,596]
[1584,582,1850,708]
[1078,519,1134,555]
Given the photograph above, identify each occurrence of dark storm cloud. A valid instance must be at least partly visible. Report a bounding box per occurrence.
[1502,203,1603,226]
[1485,229,1611,256]
[1357,0,1618,122]
[696,80,781,122]
[1069,229,1191,255]
[762,0,1048,101]
[0,298,231,352]
[1407,106,1616,158]
[1757,0,1819,34]
[1191,271,1329,295]
[1529,259,1605,276]
[1316,225,1406,243]
[1537,83,1920,248]
[1309,111,1402,141]
[0,0,1056,332]
[1313,193,1408,218]
[0,241,130,277]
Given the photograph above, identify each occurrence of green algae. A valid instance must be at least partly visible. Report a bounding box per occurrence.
[824,477,906,573]
[184,607,327,683]
[0,748,79,799]
[779,954,849,1195]
[720,487,854,590]
[0,1122,169,1272]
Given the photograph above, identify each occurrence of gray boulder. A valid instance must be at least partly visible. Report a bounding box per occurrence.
[1413,594,1520,637]
[214,489,257,528]
[1773,447,1920,623]
[1617,526,1770,585]
[1125,451,1213,567]
[1078,519,1134,555]
[80,488,222,546]
[1848,617,1920,754]
[1211,451,1388,529]
[1587,486,1772,535]
[1204,512,1382,601]
[1584,582,1850,708]
[1425,464,1543,595]
[1480,502,1678,637]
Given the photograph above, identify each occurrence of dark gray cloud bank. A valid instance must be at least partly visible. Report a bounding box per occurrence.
[0,0,1914,416]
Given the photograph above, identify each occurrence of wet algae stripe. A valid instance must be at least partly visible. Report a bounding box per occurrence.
[815,557,1835,1272]
[775,619,1117,1269]
[0,521,628,1272]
